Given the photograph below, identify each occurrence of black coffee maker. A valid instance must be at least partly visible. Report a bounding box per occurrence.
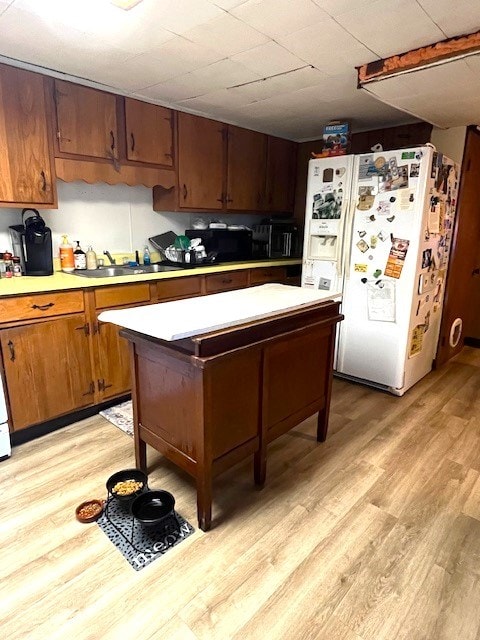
[9,209,54,276]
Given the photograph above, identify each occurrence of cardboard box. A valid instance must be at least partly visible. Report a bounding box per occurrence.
[321,121,350,157]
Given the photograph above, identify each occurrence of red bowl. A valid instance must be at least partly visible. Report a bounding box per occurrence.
[75,499,104,523]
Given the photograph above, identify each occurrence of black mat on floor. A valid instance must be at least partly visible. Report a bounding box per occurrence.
[97,497,195,571]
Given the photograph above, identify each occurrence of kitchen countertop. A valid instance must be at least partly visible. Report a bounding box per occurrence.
[99,283,340,341]
[0,259,302,298]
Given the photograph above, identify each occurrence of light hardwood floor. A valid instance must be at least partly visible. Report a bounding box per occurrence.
[2,347,480,640]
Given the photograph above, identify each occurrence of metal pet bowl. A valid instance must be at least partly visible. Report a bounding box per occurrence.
[130,490,175,527]
[106,468,148,502]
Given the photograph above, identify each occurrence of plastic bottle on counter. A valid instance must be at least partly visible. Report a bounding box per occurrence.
[74,241,87,270]
[143,246,151,265]
[86,246,97,270]
[60,235,75,273]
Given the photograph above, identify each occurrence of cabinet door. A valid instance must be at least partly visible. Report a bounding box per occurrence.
[125,98,173,166]
[95,318,131,400]
[0,64,55,205]
[265,136,296,213]
[227,125,267,211]
[54,80,118,160]
[178,112,225,210]
[1,316,94,431]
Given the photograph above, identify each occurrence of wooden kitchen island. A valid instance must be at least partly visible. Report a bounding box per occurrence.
[99,284,343,530]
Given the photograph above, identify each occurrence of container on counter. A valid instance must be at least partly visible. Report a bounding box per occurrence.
[74,241,86,270]
[86,246,97,270]
[60,235,75,273]
[143,246,151,265]
[12,256,22,276]
[3,252,13,278]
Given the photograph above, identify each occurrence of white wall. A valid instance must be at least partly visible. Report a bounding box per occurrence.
[0,181,262,258]
[430,126,467,164]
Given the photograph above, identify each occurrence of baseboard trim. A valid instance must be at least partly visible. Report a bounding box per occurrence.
[465,337,480,348]
[11,395,131,447]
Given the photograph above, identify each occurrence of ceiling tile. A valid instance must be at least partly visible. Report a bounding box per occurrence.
[311,0,372,17]
[182,13,269,56]
[336,0,445,58]
[226,66,329,102]
[207,0,251,8]
[0,6,133,76]
[0,0,13,14]
[89,41,223,91]
[417,0,480,38]
[230,41,306,76]
[178,88,257,110]
[137,59,261,101]
[278,19,376,76]
[231,0,330,38]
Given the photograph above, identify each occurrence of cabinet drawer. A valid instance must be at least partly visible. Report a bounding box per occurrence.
[95,283,151,309]
[205,270,248,293]
[1,291,84,323]
[156,276,202,301]
[250,267,286,285]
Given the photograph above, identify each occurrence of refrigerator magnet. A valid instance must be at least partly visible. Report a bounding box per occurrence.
[377,200,390,215]
[356,239,370,253]
[377,230,387,242]
[354,263,368,272]
[370,235,378,249]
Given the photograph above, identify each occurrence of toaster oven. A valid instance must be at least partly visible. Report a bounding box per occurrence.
[252,222,302,258]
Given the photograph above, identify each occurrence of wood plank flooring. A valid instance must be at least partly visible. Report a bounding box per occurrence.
[2,347,480,640]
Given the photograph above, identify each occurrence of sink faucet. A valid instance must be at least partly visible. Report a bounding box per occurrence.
[103,250,116,265]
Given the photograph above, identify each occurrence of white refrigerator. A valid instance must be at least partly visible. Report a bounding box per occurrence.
[302,146,459,395]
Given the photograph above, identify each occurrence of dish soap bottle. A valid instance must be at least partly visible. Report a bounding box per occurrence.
[74,241,87,270]
[86,245,97,270]
[60,235,75,273]
[143,246,151,265]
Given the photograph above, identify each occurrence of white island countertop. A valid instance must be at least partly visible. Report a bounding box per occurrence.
[98,283,342,342]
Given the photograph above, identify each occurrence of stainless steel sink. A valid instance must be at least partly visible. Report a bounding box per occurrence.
[68,264,182,278]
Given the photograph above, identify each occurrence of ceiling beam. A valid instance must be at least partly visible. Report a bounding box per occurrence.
[357,29,480,86]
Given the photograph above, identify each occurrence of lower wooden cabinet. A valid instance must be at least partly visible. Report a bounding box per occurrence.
[0,315,94,431]
[94,317,132,401]
[0,265,301,432]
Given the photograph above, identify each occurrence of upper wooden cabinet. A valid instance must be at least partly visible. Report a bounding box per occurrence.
[154,117,297,214]
[177,112,225,210]
[54,80,118,161]
[265,136,296,213]
[0,64,56,207]
[125,98,174,167]
[226,125,267,211]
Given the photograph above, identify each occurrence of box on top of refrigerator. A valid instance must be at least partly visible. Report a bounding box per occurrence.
[314,121,350,158]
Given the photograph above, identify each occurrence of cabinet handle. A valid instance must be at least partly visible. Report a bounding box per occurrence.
[226,196,233,203]
[32,302,54,311]
[216,192,224,203]
[222,278,233,284]
[130,132,135,152]
[98,379,113,391]
[106,149,120,173]
[110,130,115,151]
[182,184,188,200]
[93,322,100,335]
[472,268,480,276]
[40,170,47,192]
[75,323,90,336]
[82,381,95,396]
[7,340,15,362]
